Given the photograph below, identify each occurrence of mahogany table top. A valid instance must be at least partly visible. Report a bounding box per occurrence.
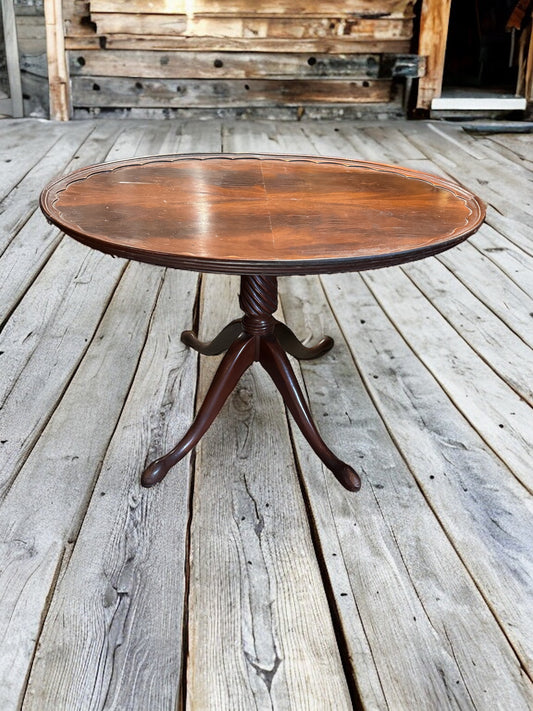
[40,153,486,275]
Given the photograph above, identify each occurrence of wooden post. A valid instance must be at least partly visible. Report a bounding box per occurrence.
[416,0,452,110]
[44,0,71,120]
[1,0,24,117]
[526,21,533,101]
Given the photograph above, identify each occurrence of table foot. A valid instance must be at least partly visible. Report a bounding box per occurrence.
[259,338,361,492]
[141,336,255,487]
[181,318,243,356]
[274,321,334,360]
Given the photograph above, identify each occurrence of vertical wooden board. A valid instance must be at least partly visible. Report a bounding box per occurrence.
[1,0,24,116]
[44,0,71,119]
[279,274,533,708]
[186,274,352,710]
[319,271,533,683]
[416,0,451,109]
[21,268,198,711]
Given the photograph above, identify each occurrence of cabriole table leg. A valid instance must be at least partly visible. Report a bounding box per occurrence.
[141,274,360,492]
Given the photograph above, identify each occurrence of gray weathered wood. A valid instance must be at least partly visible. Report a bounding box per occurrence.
[0,121,122,323]
[0,117,531,709]
[11,119,221,711]
[236,117,533,707]
[0,120,95,255]
[0,260,164,710]
[402,257,533,405]
[72,76,391,108]
[317,271,533,696]
[363,267,533,493]
[0,238,126,499]
[0,120,177,498]
[21,268,198,711]
[0,120,65,201]
[437,242,533,350]
[1,0,24,116]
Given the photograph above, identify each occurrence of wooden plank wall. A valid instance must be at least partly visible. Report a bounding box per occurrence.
[56,0,420,118]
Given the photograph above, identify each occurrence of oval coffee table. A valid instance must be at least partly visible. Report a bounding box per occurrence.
[41,154,485,492]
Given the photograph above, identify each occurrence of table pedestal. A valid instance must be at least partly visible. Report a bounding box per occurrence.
[141,275,361,492]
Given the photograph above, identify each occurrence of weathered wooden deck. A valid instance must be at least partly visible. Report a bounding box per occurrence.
[0,117,532,710]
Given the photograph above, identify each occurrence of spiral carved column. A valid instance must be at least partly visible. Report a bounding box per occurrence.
[239,275,278,336]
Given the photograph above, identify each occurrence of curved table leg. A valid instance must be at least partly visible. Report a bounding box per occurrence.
[141,336,255,487]
[181,318,243,356]
[259,337,361,492]
[274,321,334,360]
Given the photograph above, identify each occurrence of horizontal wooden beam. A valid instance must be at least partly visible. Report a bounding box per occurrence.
[90,14,414,40]
[72,76,392,107]
[90,0,415,18]
[65,36,412,54]
[65,50,425,80]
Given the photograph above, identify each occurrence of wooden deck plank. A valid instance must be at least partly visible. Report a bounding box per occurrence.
[0,238,126,500]
[318,271,533,695]
[401,257,533,406]
[0,122,68,202]
[282,273,533,708]
[399,122,533,224]
[317,122,533,349]
[363,267,533,493]
[437,242,533,350]
[0,261,164,710]
[0,121,124,325]
[484,133,533,170]
[186,274,352,710]
[0,120,95,256]
[0,120,191,706]
[22,268,198,711]
[0,122,177,501]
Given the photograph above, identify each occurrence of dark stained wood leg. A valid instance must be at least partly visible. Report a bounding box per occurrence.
[181,318,243,356]
[141,336,255,487]
[259,337,361,492]
[274,321,334,360]
[143,274,360,493]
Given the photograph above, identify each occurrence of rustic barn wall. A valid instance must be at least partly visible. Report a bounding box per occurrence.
[56,0,422,118]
